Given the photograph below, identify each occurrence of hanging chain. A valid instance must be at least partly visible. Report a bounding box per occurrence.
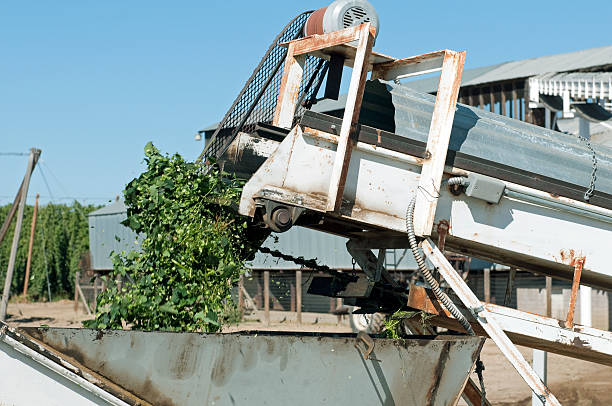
[257,246,346,279]
[475,357,487,406]
[576,135,598,201]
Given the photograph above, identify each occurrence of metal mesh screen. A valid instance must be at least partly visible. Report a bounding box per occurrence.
[201,11,328,161]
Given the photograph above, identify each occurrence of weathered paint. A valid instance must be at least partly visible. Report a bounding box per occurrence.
[412,50,466,237]
[272,42,306,129]
[23,327,484,406]
[566,256,586,328]
[326,23,374,212]
[371,50,446,81]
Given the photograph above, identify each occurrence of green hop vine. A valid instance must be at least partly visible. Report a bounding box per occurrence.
[85,142,266,332]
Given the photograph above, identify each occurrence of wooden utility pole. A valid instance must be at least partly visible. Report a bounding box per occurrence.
[0,181,23,245]
[0,148,41,321]
[263,271,270,326]
[484,268,491,303]
[296,270,302,325]
[23,193,40,296]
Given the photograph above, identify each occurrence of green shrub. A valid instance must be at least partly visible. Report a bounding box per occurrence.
[85,143,265,332]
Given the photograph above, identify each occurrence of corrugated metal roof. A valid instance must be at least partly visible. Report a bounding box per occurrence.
[468,45,612,86]
[88,200,127,217]
[535,71,612,82]
[402,45,612,93]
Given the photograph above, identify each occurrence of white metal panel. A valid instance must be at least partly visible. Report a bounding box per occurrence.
[0,337,122,406]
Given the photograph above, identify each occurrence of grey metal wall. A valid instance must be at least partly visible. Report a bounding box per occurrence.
[88,200,141,271]
[88,201,487,273]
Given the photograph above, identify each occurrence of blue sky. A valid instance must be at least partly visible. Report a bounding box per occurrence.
[2,1,611,206]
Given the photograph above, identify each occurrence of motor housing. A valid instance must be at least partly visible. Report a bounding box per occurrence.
[304,0,380,42]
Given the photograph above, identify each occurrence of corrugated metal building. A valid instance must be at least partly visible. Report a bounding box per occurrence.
[87,200,430,313]
[88,200,141,272]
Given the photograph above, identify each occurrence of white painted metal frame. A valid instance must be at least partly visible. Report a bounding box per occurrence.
[371,50,467,236]
[238,125,612,289]
[409,51,465,236]
[272,26,466,220]
[406,283,612,366]
[325,24,375,212]
[421,239,561,406]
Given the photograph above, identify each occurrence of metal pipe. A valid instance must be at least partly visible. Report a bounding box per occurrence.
[504,189,612,224]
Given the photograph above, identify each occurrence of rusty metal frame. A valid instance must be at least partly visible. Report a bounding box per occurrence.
[421,238,561,405]
[412,51,465,236]
[273,26,466,217]
[274,23,378,212]
[325,23,375,213]
[371,50,467,237]
[566,256,585,328]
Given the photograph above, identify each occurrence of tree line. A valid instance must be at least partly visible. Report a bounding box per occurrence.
[0,202,99,301]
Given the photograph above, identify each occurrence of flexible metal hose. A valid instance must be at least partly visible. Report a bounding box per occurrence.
[406,196,475,336]
[446,176,469,187]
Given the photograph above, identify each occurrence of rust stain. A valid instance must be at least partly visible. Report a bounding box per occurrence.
[565,256,586,328]
[426,341,451,406]
[559,249,586,267]
[436,220,450,251]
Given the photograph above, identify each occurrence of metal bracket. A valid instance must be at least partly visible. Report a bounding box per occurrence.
[346,240,399,288]
[354,331,378,361]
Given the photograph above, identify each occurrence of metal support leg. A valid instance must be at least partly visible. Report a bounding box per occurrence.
[421,238,561,405]
[346,240,399,288]
[580,285,592,327]
[566,257,585,328]
[504,268,516,307]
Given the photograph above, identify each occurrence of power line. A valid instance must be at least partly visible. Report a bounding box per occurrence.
[38,162,91,220]
[38,166,56,202]
[0,152,29,156]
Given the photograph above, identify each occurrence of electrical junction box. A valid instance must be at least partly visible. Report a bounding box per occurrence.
[465,173,505,204]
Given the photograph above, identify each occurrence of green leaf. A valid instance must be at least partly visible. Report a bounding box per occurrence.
[159,303,179,315]
[194,311,220,326]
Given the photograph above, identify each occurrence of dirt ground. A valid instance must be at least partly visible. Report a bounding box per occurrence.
[6,301,612,405]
